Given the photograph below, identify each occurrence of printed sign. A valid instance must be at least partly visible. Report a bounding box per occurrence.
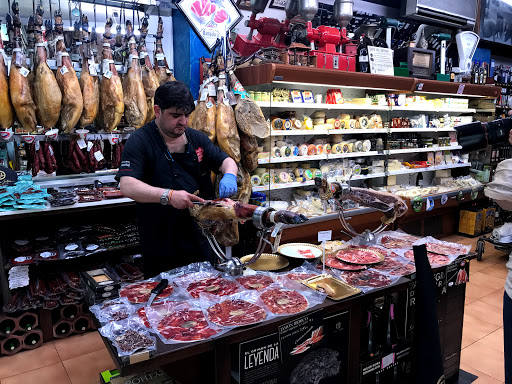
[239,333,280,384]
[318,230,332,243]
[368,46,394,76]
[176,0,242,51]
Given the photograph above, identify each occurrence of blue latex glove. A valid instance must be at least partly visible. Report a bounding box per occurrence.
[219,173,238,198]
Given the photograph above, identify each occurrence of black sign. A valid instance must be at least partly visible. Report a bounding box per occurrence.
[239,333,280,384]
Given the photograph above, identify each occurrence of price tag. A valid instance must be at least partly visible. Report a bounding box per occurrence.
[223,97,230,106]
[166,68,172,74]
[381,353,395,369]
[271,223,283,238]
[207,83,216,96]
[19,67,29,77]
[35,140,40,151]
[87,141,94,151]
[60,66,68,75]
[206,101,213,109]
[103,70,113,79]
[416,82,424,91]
[457,84,465,95]
[94,151,105,162]
[77,139,87,149]
[317,230,332,242]
[200,89,208,102]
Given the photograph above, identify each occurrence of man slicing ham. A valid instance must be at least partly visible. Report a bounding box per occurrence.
[116,81,238,278]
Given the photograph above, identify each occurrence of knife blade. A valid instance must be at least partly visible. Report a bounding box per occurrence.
[147,279,168,306]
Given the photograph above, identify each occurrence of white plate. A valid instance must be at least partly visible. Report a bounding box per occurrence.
[278,243,323,259]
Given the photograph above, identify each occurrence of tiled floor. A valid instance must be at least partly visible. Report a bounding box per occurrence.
[0,235,508,384]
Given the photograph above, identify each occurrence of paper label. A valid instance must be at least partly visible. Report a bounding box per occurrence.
[200,89,208,102]
[207,83,216,97]
[223,97,230,106]
[19,67,29,77]
[367,46,394,76]
[156,53,165,60]
[381,353,395,369]
[94,151,105,162]
[56,52,63,67]
[416,82,424,91]
[271,223,283,238]
[77,139,87,149]
[35,140,40,151]
[60,65,68,75]
[318,230,332,242]
[103,70,113,79]
[206,101,213,109]
[87,141,94,151]
[48,145,54,156]
[88,59,97,76]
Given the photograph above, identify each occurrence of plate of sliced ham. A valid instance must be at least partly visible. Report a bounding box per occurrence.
[335,247,384,265]
[277,243,323,259]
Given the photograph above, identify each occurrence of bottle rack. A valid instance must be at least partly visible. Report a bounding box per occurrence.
[0,311,41,355]
[52,304,95,339]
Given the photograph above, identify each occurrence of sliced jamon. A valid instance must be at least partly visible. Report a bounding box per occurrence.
[335,247,383,265]
[260,289,308,315]
[114,330,154,352]
[137,307,151,328]
[372,253,403,271]
[325,257,367,271]
[207,299,267,327]
[286,273,318,282]
[425,242,468,256]
[119,281,174,304]
[236,275,274,290]
[389,263,416,276]
[404,250,452,267]
[187,277,239,298]
[379,235,416,249]
[342,270,392,288]
[156,309,219,342]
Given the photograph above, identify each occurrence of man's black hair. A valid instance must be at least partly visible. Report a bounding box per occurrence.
[154,81,195,114]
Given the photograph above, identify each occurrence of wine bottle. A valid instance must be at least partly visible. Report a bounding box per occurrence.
[74,318,89,332]
[4,338,20,351]
[19,315,36,331]
[55,322,71,335]
[24,333,40,346]
[0,319,15,335]
[62,305,78,319]
[357,34,370,73]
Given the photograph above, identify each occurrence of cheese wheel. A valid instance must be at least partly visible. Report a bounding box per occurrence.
[314,169,322,178]
[316,145,324,154]
[291,146,300,156]
[363,140,372,152]
[272,147,281,157]
[347,143,354,153]
[271,118,284,130]
[289,172,296,181]
[296,177,304,182]
[262,173,270,184]
[354,141,363,152]
[280,146,291,157]
[313,111,326,118]
[341,143,349,153]
[326,118,335,127]
[304,169,314,180]
[298,144,308,156]
[353,165,361,175]
[333,119,342,129]
[279,172,290,183]
[251,175,262,186]
[304,119,313,130]
[292,119,302,129]
[284,119,292,130]
[332,144,342,154]
[312,118,325,125]
[294,167,304,177]
[359,116,370,129]
[348,119,356,129]
[258,152,270,159]
[302,163,311,169]
[254,168,266,175]
[307,144,317,155]
[324,144,332,154]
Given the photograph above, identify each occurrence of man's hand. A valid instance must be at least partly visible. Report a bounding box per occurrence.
[170,190,204,209]
[219,173,238,198]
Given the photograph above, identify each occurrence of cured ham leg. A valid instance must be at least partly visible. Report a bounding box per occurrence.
[54,9,83,133]
[33,5,61,129]
[190,58,216,142]
[0,20,14,129]
[122,20,147,129]
[98,18,124,132]
[78,15,99,128]
[139,17,159,124]
[9,2,37,132]
[154,17,176,85]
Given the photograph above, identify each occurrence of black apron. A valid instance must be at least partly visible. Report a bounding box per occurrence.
[138,131,215,278]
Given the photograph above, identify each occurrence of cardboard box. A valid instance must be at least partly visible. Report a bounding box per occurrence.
[459,209,483,236]
[82,268,120,294]
[482,208,496,232]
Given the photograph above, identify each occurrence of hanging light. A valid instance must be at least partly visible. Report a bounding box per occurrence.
[71,1,80,17]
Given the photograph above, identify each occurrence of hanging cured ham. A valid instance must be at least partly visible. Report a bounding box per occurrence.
[0,19,14,129]
[98,18,124,132]
[190,58,216,142]
[54,9,83,133]
[9,3,37,132]
[139,17,159,124]
[122,20,147,129]
[33,5,61,129]
[78,15,99,128]
[154,17,176,85]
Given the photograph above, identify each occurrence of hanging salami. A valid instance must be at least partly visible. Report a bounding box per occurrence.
[206,299,267,327]
[260,289,308,315]
[236,275,274,290]
[119,281,174,304]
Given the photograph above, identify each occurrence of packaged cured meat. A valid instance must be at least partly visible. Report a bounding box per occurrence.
[200,290,271,328]
[324,256,367,271]
[388,262,416,276]
[99,316,156,356]
[174,271,241,299]
[335,246,385,265]
[375,231,419,250]
[90,301,136,325]
[412,236,471,257]
[236,272,274,290]
[273,262,320,287]
[335,270,400,293]
[402,250,454,268]
[259,281,326,316]
[81,241,106,256]
[58,241,85,259]
[119,276,176,304]
[163,261,216,277]
[145,301,228,344]
[370,251,408,272]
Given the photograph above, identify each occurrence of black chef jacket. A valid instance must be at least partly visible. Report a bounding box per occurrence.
[115,121,228,278]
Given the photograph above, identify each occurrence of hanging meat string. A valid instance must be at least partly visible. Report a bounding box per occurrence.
[139,17,160,124]
[9,2,37,133]
[78,14,100,128]
[97,17,124,132]
[33,4,62,129]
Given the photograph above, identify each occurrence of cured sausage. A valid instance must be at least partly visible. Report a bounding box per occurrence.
[119,281,174,304]
[206,300,267,327]
[260,289,308,315]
